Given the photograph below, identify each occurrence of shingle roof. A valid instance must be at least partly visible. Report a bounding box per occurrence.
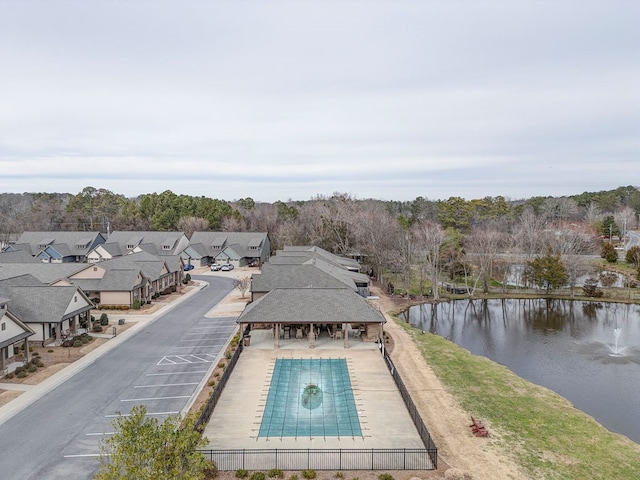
[105,231,189,256]
[0,263,87,283]
[13,231,106,257]
[251,264,355,293]
[190,232,269,256]
[238,288,385,325]
[2,285,92,324]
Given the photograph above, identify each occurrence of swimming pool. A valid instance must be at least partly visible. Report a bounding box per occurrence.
[258,358,362,438]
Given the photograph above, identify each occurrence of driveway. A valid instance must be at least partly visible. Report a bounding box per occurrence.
[0,276,239,480]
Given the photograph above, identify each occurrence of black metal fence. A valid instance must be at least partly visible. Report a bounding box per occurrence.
[196,328,437,471]
[381,345,438,468]
[199,448,435,471]
[194,332,244,432]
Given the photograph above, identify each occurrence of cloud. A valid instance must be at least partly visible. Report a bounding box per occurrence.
[0,0,638,202]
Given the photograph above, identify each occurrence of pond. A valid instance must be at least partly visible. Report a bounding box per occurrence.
[404,298,640,444]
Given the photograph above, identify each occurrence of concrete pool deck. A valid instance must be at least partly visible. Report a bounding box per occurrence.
[203,329,424,449]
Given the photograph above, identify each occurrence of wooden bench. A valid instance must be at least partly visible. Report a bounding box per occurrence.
[470,416,489,437]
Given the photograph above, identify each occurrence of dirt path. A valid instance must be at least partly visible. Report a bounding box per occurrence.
[371,284,527,480]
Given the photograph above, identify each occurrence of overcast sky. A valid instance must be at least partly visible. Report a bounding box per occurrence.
[1,0,638,203]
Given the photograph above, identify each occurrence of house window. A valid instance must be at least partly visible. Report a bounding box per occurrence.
[74,296,77,302]
[126,244,135,249]
[93,266,98,271]
[1,322,5,331]
[162,245,171,250]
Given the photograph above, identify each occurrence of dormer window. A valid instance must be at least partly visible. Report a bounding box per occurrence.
[162,245,171,250]
[126,244,135,249]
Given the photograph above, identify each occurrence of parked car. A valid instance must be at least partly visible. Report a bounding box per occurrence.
[221,264,233,271]
[210,263,222,271]
[183,264,195,271]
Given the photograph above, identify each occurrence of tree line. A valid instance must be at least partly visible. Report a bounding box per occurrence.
[1,185,639,293]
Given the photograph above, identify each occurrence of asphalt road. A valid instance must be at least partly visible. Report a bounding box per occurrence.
[0,275,237,479]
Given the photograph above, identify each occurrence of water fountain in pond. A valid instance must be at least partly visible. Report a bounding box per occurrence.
[609,327,625,357]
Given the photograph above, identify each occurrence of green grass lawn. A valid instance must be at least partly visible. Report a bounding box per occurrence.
[394,317,640,480]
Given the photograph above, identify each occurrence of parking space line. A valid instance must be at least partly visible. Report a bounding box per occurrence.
[171,345,222,349]
[105,411,179,418]
[86,432,115,436]
[64,453,103,458]
[134,382,199,389]
[121,395,190,402]
[146,371,208,376]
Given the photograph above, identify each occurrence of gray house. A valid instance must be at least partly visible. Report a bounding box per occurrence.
[189,232,270,268]
[6,231,107,263]
[0,285,94,346]
[0,297,35,373]
[88,231,190,263]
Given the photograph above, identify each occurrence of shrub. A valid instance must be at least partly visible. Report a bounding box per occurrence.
[250,472,266,480]
[15,366,25,374]
[4,373,14,379]
[225,351,232,360]
[378,474,394,480]
[73,339,83,348]
[16,370,27,378]
[334,473,344,479]
[93,324,104,333]
[99,313,109,326]
[217,361,226,369]
[34,358,44,368]
[203,460,218,479]
[28,364,38,373]
[289,475,298,480]
[32,351,40,357]
[48,349,54,353]
[132,299,141,310]
[268,469,284,478]
[302,470,316,480]
[235,469,249,479]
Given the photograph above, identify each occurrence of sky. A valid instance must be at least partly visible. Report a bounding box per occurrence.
[1,0,638,203]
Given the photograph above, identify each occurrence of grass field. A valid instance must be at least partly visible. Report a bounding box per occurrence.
[395,317,640,480]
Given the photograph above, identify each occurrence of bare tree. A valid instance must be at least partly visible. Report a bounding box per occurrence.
[233,276,251,298]
[614,206,636,238]
[177,216,209,239]
[464,225,502,294]
[411,221,445,299]
[584,202,603,226]
[547,225,599,298]
[514,207,546,262]
[351,202,402,283]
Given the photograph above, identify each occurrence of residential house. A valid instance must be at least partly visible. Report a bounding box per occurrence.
[6,231,106,263]
[0,285,94,346]
[189,232,270,268]
[0,296,35,373]
[56,251,183,307]
[88,231,190,263]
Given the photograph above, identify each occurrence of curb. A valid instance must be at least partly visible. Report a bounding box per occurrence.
[0,281,208,426]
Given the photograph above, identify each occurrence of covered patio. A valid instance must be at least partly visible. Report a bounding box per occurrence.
[237,288,386,350]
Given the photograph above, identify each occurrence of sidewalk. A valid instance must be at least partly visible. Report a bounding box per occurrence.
[0,280,210,426]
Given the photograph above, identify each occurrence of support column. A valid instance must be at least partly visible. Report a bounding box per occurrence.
[308,322,315,349]
[23,338,30,363]
[344,323,349,349]
[275,324,280,349]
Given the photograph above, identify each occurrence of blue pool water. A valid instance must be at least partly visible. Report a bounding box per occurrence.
[259,358,362,438]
